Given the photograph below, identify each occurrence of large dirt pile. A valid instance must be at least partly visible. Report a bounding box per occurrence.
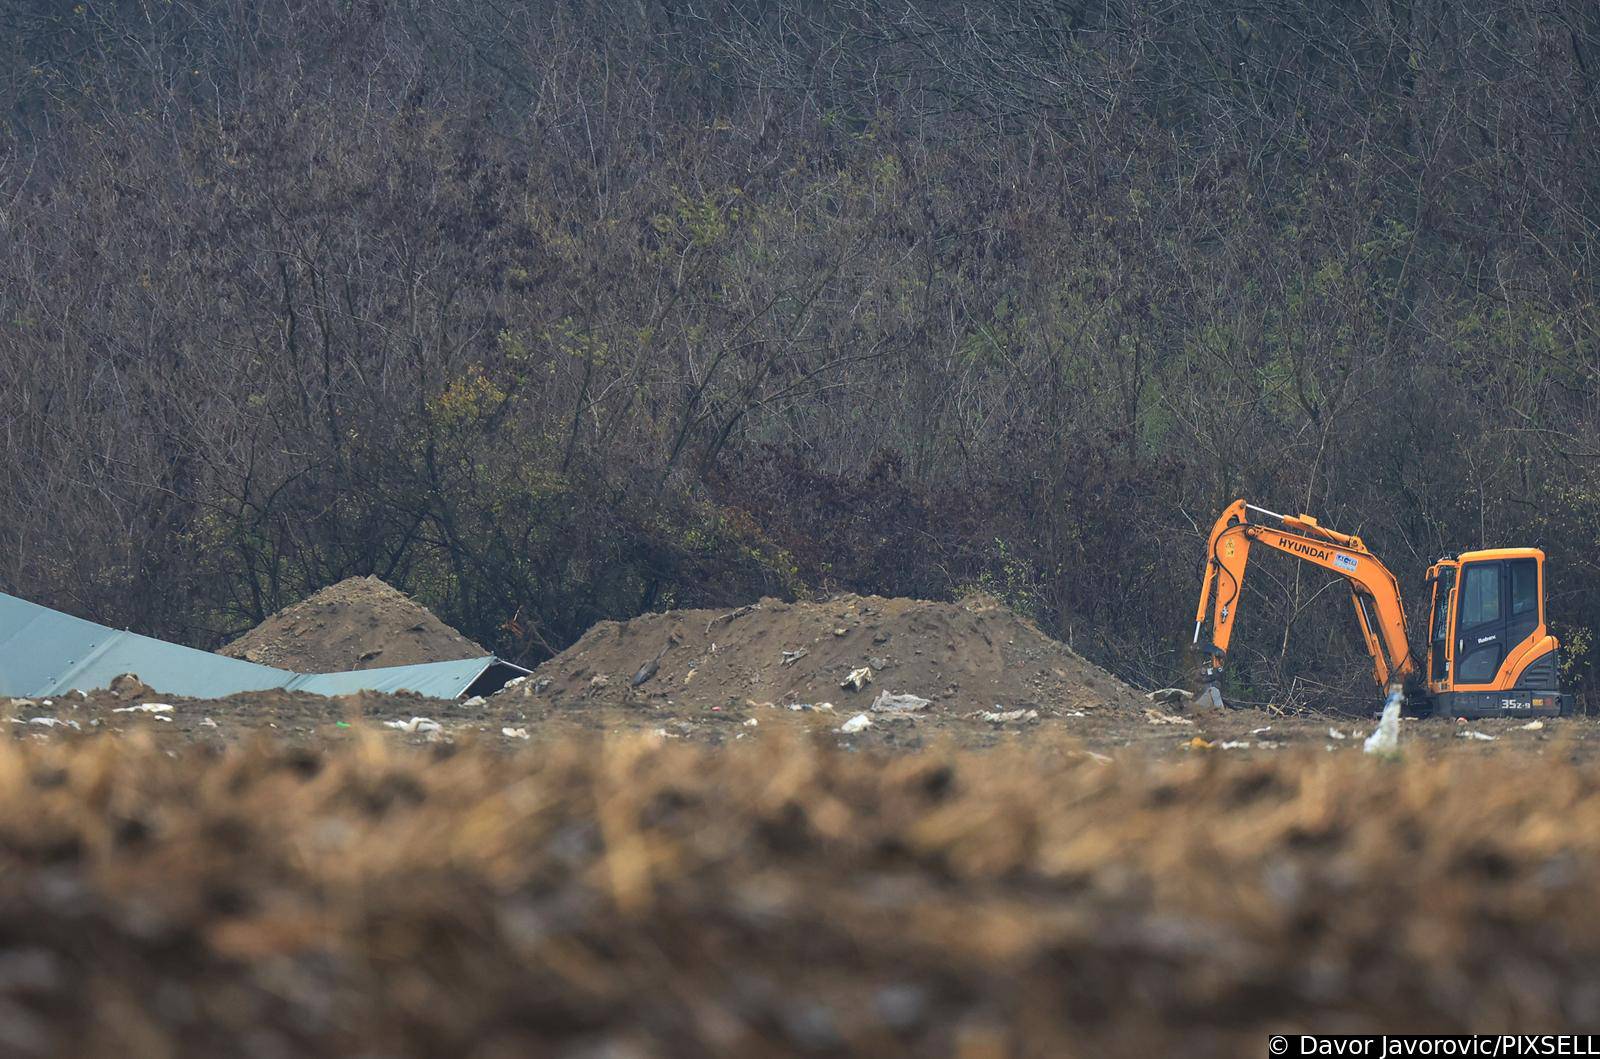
[522,594,1146,715]
[219,576,485,672]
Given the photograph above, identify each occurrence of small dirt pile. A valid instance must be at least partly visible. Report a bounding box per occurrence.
[220,577,484,672]
[520,594,1145,714]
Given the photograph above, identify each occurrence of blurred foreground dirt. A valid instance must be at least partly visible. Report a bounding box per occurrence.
[1,731,1600,1056]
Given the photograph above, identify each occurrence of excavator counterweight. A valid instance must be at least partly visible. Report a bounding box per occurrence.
[1192,500,1568,718]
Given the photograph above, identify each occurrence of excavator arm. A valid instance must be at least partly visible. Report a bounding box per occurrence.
[1193,499,1419,692]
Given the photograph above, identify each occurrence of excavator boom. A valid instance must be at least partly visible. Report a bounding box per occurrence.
[1194,499,1418,692]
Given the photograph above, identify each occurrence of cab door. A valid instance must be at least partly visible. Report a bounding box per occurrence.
[1426,566,1455,688]
[1452,557,1541,690]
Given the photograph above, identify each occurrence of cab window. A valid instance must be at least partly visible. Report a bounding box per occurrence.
[1510,558,1538,618]
[1460,562,1501,628]
[1430,572,1453,643]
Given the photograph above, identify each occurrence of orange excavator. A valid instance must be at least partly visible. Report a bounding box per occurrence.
[1193,499,1568,718]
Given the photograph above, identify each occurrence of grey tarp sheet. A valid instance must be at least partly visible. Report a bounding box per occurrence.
[0,592,528,700]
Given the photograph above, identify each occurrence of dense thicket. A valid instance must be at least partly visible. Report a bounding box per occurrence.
[4,0,1600,707]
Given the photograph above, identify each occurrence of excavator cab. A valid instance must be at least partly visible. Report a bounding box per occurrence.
[1424,550,1566,718]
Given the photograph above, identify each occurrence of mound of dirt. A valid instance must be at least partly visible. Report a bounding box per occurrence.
[220,576,485,672]
[519,594,1146,715]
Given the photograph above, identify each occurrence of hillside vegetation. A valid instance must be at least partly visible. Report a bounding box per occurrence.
[4,0,1600,706]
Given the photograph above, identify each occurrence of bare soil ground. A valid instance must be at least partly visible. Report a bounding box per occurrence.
[1,732,1599,1056]
[4,677,1592,760]
[218,576,485,672]
[7,593,1598,1055]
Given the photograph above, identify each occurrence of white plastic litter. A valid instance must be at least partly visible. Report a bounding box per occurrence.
[201,717,218,728]
[462,696,487,708]
[840,713,873,734]
[113,703,174,714]
[28,717,79,730]
[1328,727,1347,740]
[501,727,530,739]
[1521,720,1545,731]
[1363,690,1404,756]
[503,676,528,689]
[871,692,931,713]
[384,717,442,734]
[1219,740,1250,749]
[743,718,759,727]
[841,667,873,691]
[978,709,1038,723]
[1458,730,1496,741]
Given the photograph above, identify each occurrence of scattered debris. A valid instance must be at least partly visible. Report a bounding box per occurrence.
[1458,730,1496,742]
[501,727,530,739]
[1147,688,1194,705]
[27,717,78,730]
[839,713,873,734]
[1194,687,1225,709]
[1184,737,1215,750]
[1219,740,1249,749]
[502,676,528,690]
[871,692,931,714]
[704,602,761,636]
[743,718,758,727]
[781,649,809,667]
[461,695,486,708]
[785,702,834,712]
[841,667,873,691]
[632,639,677,687]
[1521,720,1545,731]
[1328,727,1347,740]
[112,703,174,714]
[384,717,443,734]
[201,717,218,728]
[1364,691,1404,757]
[108,673,153,699]
[977,708,1039,723]
[1144,708,1193,726]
